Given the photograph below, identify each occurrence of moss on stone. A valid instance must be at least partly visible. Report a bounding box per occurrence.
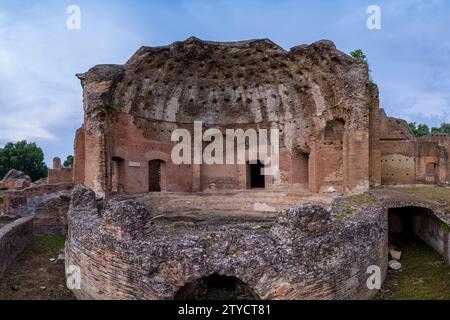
[335,193,376,219]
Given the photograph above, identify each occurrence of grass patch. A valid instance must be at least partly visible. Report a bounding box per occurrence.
[388,187,450,212]
[335,193,376,220]
[0,234,74,300]
[31,234,66,256]
[343,193,376,207]
[377,237,450,300]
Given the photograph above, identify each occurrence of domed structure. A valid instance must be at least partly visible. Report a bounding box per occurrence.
[73,37,374,196]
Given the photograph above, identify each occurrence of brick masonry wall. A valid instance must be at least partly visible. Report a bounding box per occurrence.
[66,185,388,300]
[75,39,373,196]
[48,168,74,184]
[3,183,73,235]
[0,216,33,278]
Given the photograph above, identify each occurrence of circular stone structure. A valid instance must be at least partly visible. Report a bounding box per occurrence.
[65,185,388,300]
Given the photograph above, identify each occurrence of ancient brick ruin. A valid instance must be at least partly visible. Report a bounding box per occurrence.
[66,185,388,300]
[71,37,449,198]
[2,37,450,300]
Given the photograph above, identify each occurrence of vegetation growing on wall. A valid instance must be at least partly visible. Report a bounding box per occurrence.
[350,49,367,62]
[103,101,124,114]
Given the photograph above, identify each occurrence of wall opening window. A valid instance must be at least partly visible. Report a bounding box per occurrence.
[149,160,165,192]
[248,160,265,189]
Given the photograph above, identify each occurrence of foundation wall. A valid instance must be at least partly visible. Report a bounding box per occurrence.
[66,186,388,300]
[0,217,34,278]
[380,141,416,184]
[3,183,73,235]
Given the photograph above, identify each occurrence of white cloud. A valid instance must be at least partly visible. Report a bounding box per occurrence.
[381,80,450,126]
[0,2,141,145]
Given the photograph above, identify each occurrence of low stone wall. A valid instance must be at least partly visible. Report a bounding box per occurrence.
[0,216,34,278]
[3,183,73,235]
[66,185,388,300]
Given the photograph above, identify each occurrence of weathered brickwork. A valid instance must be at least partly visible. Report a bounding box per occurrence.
[376,110,450,186]
[0,216,33,279]
[48,157,74,185]
[3,183,73,235]
[66,185,387,300]
[73,38,374,197]
[71,37,450,198]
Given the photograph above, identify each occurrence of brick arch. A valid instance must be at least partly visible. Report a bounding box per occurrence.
[145,151,170,192]
[386,203,450,264]
[113,147,128,161]
[145,150,170,163]
[162,260,272,300]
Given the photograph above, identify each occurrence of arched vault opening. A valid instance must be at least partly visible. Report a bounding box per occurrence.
[174,273,260,300]
[388,206,450,262]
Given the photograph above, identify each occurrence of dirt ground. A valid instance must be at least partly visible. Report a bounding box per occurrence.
[0,234,74,300]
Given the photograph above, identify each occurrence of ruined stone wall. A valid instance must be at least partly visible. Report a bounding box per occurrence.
[378,110,417,184]
[48,157,74,185]
[48,168,73,184]
[418,134,450,184]
[380,141,416,184]
[66,185,387,300]
[75,38,372,196]
[0,216,33,278]
[368,84,381,186]
[376,110,450,185]
[73,128,86,185]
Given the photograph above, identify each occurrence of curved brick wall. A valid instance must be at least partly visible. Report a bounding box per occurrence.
[66,185,387,300]
[0,216,33,278]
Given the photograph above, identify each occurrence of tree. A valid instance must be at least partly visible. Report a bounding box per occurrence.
[63,155,74,168]
[409,122,431,137]
[0,141,48,181]
[350,49,367,62]
[431,123,450,135]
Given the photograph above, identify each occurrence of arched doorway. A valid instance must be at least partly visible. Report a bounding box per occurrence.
[247,161,265,189]
[111,157,125,193]
[381,206,450,299]
[174,274,259,300]
[148,160,165,192]
[388,206,447,258]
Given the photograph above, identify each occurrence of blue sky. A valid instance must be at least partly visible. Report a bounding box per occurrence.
[0,0,449,165]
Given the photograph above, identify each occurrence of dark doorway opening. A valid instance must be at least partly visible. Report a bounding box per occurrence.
[148,160,164,192]
[388,206,438,247]
[248,161,265,189]
[174,273,259,300]
[111,157,125,193]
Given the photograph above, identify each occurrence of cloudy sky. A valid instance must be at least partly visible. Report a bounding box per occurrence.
[0,0,449,164]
